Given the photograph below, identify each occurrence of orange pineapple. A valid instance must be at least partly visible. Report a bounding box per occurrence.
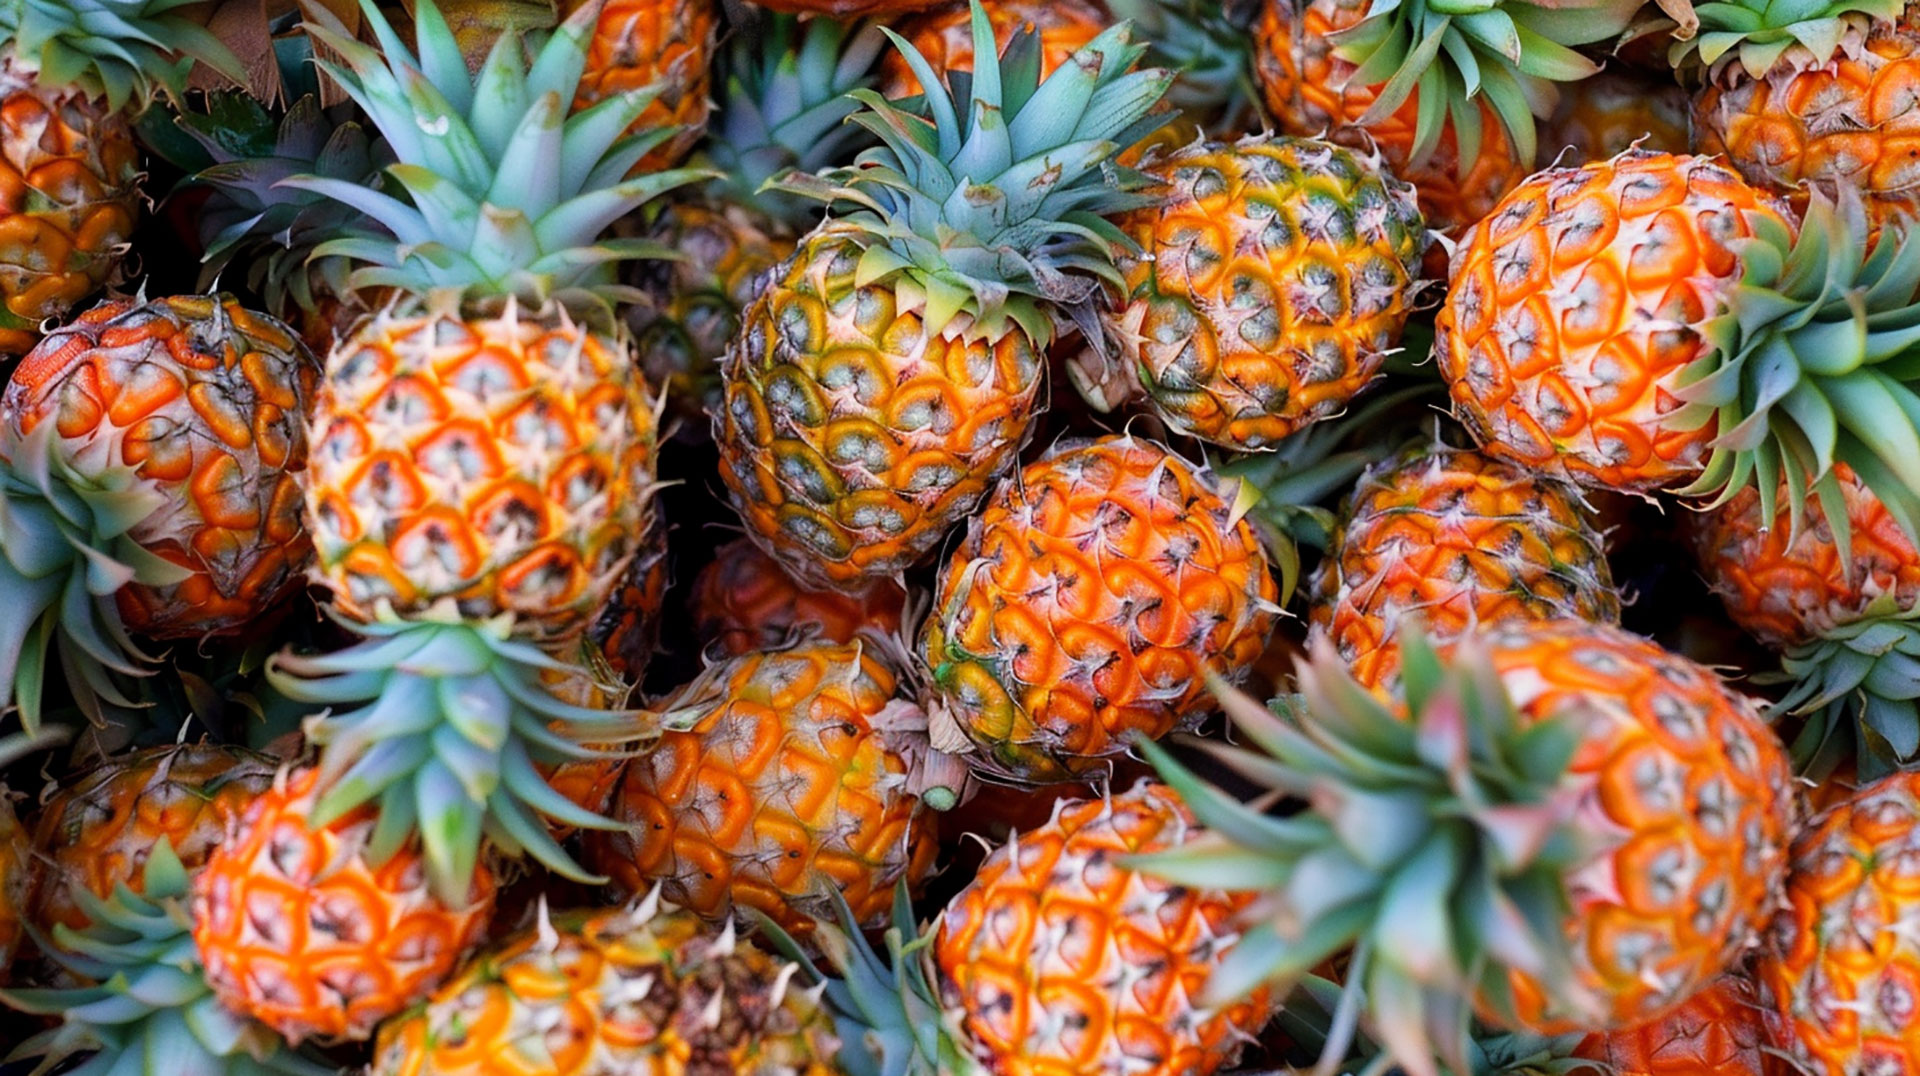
[568,0,717,173]
[1575,973,1782,1076]
[29,742,276,934]
[1537,69,1691,168]
[1309,442,1620,691]
[691,536,906,656]
[0,792,24,981]
[588,640,943,934]
[878,0,1111,98]
[1757,770,1920,1075]
[191,767,496,1045]
[922,434,1280,783]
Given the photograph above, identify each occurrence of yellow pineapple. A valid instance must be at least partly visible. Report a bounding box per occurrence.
[569,0,717,174]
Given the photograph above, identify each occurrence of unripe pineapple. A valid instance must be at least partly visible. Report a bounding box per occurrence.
[691,536,906,657]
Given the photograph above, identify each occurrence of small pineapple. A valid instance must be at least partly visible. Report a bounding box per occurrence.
[691,536,906,656]
[714,5,1174,593]
[588,640,944,934]
[878,0,1112,98]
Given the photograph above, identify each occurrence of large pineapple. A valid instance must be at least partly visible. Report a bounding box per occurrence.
[715,6,1173,593]
[922,434,1280,783]
[266,0,709,905]
[691,536,906,656]
[1091,134,1427,451]
[1139,623,1795,1074]
[0,2,240,354]
[1438,151,1920,546]
[370,892,841,1075]
[1309,441,1620,691]
[569,0,717,174]
[587,640,944,934]
[878,0,1112,98]
[0,294,318,730]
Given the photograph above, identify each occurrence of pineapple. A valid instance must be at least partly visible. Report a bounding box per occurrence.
[569,0,718,174]
[0,294,318,730]
[1091,134,1428,451]
[1678,0,1920,227]
[1103,0,1260,136]
[264,0,710,903]
[0,2,241,355]
[0,841,330,1075]
[587,640,944,934]
[1248,0,1638,236]
[1692,463,1920,783]
[369,891,840,1075]
[921,434,1280,784]
[1573,972,1782,1076]
[714,5,1174,593]
[1437,151,1920,544]
[1536,68,1691,168]
[1756,770,1920,1076]
[878,0,1112,98]
[1308,441,1621,692]
[0,791,24,981]
[1138,623,1795,1074]
[29,742,276,935]
[191,766,496,1045]
[691,536,906,656]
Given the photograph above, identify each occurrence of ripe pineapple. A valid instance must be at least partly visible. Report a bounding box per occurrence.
[1093,134,1428,451]
[1248,0,1637,236]
[1438,151,1920,543]
[588,640,943,934]
[781,780,1272,1076]
[192,766,496,1045]
[1679,0,1920,226]
[370,892,840,1075]
[0,294,318,730]
[922,434,1279,784]
[1309,441,1620,691]
[569,0,717,173]
[268,0,710,902]
[1,841,330,1075]
[30,742,276,935]
[714,7,1174,593]
[1693,463,1920,782]
[1574,973,1782,1076]
[0,792,24,981]
[1757,770,1920,1076]
[1536,68,1691,168]
[1139,623,1795,1074]
[878,0,1111,98]
[0,2,240,355]
[691,536,906,656]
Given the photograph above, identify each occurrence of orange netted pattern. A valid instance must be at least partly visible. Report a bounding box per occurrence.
[1576,973,1785,1076]
[691,537,905,656]
[568,0,716,173]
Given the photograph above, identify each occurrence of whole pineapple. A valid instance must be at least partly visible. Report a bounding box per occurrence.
[691,536,906,656]
[569,0,717,173]
[878,0,1112,97]
[922,434,1280,783]
[1092,134,1427,451]
[588,640,943,934]
[1536,68,1690,168]
[715,6,1174,593]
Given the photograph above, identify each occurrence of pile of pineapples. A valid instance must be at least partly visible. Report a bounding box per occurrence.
[0,0,1919,1072]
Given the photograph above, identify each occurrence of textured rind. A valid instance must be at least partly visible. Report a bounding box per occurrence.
[1249,0,1530,236]
[1540,69,1692,168]
[923,435,1279,783]
[716,224,1045,592]
[1759,771,1920,1076]
[1309,444,1620,690]
[30,743,276,935]
[305,303,657,640]
[0,294,319,637]
[0,60,138,356]
[1693,463,1920,649]
[935,780,1273,1076]
[691,536,906,657]
[1477,621,1795,1032]
[1574,973,1783,1076]
[1112,136,1427,450]
[1694,20,1920,227]
[588,641,936,933]
[570,0,717,174]
[879,0,1109,97]
[0,793,25,980]
[191,768,496,1045]
[1436,152,1790,492]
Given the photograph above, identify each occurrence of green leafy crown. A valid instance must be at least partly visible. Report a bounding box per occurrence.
[774,1,1174,344]
[286,0,715,317]
[1768,590,1920,785]
[1671,0,1903,78]
[1104,0,1259,128]
[0,0,243,110]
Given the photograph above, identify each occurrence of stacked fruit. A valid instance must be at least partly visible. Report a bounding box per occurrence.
[0,0,1915,1073]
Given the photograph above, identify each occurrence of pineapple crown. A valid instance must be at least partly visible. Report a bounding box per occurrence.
[1672,194,1920,554]
[773,2,1175,344]
[0,840,333,1076]
[1103,0,1259,127]
[1276,975,1597,1076]
[0,0,244,110]
[700,12,887,231]
[1130,631,1596,1076]
[1325,0,1640,170]
[266,601,671,905]
[1771,591,1920,785]
[285,0,716,320]
[1669,0,1903,78]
